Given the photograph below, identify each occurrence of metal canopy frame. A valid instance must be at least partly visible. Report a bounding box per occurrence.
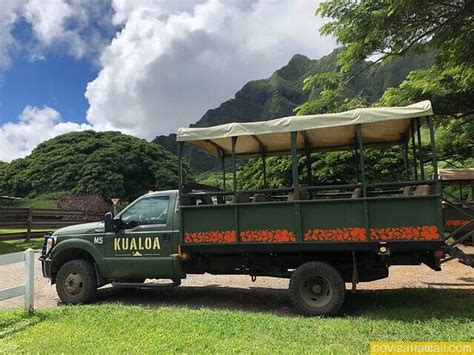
[177,115,440,202]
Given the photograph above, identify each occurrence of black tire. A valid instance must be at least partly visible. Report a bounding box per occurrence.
[56,259,97,304]
[289,261,345,317]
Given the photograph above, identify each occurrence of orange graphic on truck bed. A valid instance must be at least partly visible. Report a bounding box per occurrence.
[369,226,440,240]
[445,219,469,227]
[304,228,366,241]
[184,225,441,243]
[184,231,236,244]
[240,229,296,243]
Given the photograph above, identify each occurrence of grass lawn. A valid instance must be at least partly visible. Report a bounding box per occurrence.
[0,238,44,255]
[0,197,57,209]
[0,289,473,353]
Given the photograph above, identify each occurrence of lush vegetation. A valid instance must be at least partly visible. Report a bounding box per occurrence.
[237,0,473,189]
[1,288,473,353]
[0,131,192,201]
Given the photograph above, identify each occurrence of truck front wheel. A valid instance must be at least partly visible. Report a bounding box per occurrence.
[289,261,345,317]
[56,259,97,304]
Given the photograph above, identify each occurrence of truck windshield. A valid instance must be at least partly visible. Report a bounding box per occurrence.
[121,196,169,227]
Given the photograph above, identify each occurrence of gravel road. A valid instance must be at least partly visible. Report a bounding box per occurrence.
[1,247,473,313]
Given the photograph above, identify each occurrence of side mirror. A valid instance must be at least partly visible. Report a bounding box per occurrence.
[104,212,114,233]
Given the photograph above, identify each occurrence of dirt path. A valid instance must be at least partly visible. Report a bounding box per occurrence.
[1,247,473,310]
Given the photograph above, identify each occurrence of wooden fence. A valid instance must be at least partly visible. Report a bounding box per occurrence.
[0,208,105,240]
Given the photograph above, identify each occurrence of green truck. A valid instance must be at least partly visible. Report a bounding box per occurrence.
[40,101,472,316]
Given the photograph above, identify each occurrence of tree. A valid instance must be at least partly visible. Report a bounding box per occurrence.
[316,0,473,116]
[0,131,192,201]
[237,1,473,188]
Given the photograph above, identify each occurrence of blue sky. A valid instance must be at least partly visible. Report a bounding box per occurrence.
[1,52,96,126]
[0,0,335,162]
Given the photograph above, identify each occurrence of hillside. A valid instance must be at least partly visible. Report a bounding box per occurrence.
[0,131,191,201]
[155,48,435,172]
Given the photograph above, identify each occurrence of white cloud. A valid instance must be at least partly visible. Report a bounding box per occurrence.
[1,1,337,160]
[0,0,113,71]
[0,105,91,161]
[0,0,26,72]
[85,0,337,138]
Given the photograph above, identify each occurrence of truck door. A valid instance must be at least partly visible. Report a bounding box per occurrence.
[104,193,179,279]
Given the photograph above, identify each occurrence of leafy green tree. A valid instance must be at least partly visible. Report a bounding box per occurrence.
[238,0,473,188]
[0,131,192,201]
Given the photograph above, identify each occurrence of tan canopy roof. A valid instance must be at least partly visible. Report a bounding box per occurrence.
[439,168,474,182]
[177,101,433,158]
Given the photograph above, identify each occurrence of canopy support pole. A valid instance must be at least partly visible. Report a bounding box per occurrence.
[427,116,439,193]
[410,121,419,180]
[290,131,300,200]
[232,137,238,199]
[302,131,312,186]
[356,125,367,197]
[221,156,226,190]
[356,125,369,241]
[403,134,410,180]
[416,118,425,179]
[251,135,268,189]
[177,141,184,192]
[262,154,268,189]
[354,143,360,182]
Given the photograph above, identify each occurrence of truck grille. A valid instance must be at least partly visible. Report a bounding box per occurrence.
[39,233,51,260]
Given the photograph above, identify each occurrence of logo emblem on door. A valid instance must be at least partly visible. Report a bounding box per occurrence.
[114,237,161,255]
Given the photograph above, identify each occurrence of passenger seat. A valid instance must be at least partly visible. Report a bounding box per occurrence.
[233,192,250,203]
[402,186,414,196]
[413,184,431,196]
[252,193,266,202]
[351,188,362,198]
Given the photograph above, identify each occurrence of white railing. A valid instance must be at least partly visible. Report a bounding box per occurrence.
[0,248,34,313]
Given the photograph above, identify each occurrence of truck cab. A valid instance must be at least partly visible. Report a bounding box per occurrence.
[41,190,183,304]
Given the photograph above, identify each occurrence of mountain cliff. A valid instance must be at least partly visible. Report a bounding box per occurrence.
[154,48,435,172]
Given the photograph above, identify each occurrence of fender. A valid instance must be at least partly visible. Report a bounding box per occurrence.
[51,238,110,277]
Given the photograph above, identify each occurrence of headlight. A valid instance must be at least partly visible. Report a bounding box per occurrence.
[45,235,57,255]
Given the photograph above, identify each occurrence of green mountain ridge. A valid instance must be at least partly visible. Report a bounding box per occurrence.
[154,48,435,172]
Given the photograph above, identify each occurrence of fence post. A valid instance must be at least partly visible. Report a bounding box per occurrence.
[24,248,35,314]
[26,208,33,241]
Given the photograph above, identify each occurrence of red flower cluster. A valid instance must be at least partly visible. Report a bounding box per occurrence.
[184,231,236,244]
[304,228,366,241]
[240,229,296,243]
[369,226,440,240]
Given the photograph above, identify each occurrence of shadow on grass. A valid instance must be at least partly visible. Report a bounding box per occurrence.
[0,313,46,340]
[91,285,474,320]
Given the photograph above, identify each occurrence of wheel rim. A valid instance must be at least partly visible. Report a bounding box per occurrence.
[300,275,333,308]
[63,272,84,297]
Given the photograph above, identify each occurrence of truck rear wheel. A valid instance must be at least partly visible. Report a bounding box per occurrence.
[56,259,97,304]
[289,261,345,317]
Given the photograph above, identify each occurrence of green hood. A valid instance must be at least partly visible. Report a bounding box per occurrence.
[54,222,104,236]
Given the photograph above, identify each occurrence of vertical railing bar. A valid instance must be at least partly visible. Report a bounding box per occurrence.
[356,125,370,241]
[24,248,34,314]
[416,118,425,179]
[290,131,300,200]
[410,120,418,180]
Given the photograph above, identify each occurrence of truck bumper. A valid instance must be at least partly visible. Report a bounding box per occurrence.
[40,257,52,279]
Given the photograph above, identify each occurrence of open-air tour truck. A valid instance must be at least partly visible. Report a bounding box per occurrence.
[40,101,473,316]
[439,168,474,245]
